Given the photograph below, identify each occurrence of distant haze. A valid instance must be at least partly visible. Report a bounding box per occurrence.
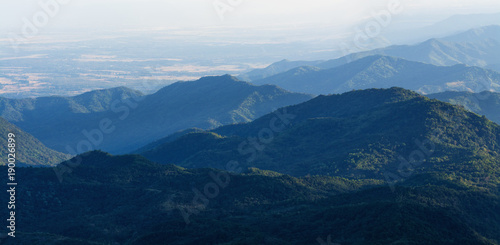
[1,0,499,34]
[0,0,499,98]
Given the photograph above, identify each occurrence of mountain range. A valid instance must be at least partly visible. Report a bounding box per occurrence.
[0,75,313,154]
[242,25,500,82]
[348,25,500,70]
[386,12,500,44]
[6,86,500,243]
[2,9,500,245]
[3,77,499,169]
[252,55,500,95]
[2,87,499,244]
[140,87,500,182]
[238,59,326,82]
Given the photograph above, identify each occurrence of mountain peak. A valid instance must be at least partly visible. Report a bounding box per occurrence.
[153,75,254,97]
[73,86,143,99]
[276,59,291,63]
[197,74,244,83]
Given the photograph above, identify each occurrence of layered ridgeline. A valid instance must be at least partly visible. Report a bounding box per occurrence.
[252,55,500,95]
[428,91,500,124]
[0,75,313,154]
[241,25,500,82]
[238,59,326,82]
[0,86,144,121]
[141,87,500,182]
[2,151,498,244]
[387,13,500,44]
[0,117,69,166]
[345,25,500,71]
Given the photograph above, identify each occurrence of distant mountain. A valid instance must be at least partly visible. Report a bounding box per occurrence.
[238,59,325,82]
[429,13,500,35]
[0,117,69,166]
[252,55,500,95]
[441,24,500,43]
[0,86,144,122]
[344,25,500,70]
[0,75,313,154]
[428,91,500,124]
[238,57,351,82]
[4,150,499,244]
[243,25,500,82]
[388,13,500,44]
[141,87,500,181]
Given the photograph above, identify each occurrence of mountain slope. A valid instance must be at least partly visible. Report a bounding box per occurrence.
[253,55,500,95]
[0,117,69,166]
[3,151,499,244]
[141,87,500,182]
[0,151,500,245]
[0,75,313,154]
[428,91,500,124]
[238,59,324,82]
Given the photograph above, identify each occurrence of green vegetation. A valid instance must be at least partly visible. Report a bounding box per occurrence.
[0,117,69,166]
[428,90,500,124]
[3,87,500,244]
[141,88,500,186]
[2,151,498,244]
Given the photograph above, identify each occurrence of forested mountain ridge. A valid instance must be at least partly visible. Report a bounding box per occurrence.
[141,87,500,184]
[0,75,313,154]
[2,150,498,244]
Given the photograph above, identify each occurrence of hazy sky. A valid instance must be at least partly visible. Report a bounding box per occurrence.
[1,0,499,33]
